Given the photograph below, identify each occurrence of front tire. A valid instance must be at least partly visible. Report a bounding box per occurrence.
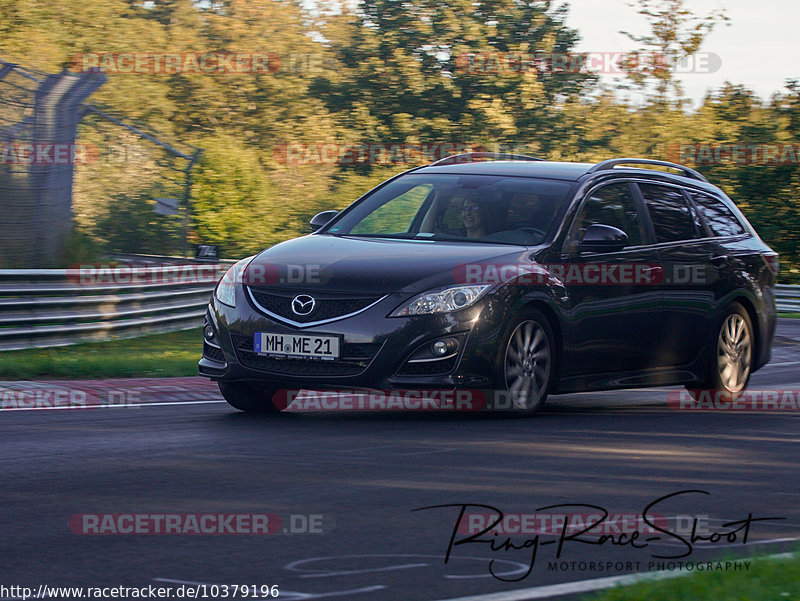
[492,308,555,416]
[218,382,282,413]
[686,302,753,399]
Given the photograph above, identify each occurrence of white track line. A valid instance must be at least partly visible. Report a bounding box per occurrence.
[426,551,795,601]
[650,536,800,550]
[0,400,225,411]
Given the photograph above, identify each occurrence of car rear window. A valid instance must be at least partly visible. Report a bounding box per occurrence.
[689,191,747,237]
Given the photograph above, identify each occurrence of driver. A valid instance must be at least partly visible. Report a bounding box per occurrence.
[460,189,501,238]
[460,197,489,238]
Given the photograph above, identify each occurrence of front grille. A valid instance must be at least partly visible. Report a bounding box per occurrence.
[396,356,459,376]
[203,342,225,363]
[232,335,381,377]
[247,287,383,324]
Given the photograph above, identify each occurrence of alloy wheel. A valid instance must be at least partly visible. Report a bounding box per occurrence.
[716,313,752,392]
[504,320,552,410]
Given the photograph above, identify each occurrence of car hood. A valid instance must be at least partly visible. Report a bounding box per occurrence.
[244,234,532,295]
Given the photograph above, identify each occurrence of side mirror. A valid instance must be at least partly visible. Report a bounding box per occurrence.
[310,210,339,232]
[580,224,628,253]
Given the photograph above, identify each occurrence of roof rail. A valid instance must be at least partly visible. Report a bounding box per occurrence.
[428,152,544,167]
[588,158,708,182]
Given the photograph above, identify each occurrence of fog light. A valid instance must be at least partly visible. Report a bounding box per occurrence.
[203,324,216,341]
[431,341,449,356]
[431,337,458,356]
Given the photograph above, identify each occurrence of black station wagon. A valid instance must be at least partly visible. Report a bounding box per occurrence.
[199,154,778,415]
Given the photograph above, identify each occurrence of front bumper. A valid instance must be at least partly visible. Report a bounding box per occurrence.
[198,285,508,390]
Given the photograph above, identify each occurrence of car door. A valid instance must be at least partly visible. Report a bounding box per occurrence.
[559,181,663,378]
[634,181,718,368]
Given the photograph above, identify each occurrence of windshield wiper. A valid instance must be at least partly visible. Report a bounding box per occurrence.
[334,232,523,246]
[341,233,419,240]
[415,233,524,245]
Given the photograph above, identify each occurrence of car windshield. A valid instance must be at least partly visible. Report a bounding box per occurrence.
[324,174,574,245]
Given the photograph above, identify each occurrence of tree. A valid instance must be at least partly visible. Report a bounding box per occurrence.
[620,0,728,102]
[312,0,595,152]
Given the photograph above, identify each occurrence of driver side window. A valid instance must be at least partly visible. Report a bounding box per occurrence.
[575,183,643,247]
[350,184,432,234]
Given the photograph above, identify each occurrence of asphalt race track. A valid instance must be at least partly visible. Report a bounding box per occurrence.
[2,320,800,601]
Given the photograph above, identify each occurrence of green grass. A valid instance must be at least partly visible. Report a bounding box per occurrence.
[0,328,202,380]
[778,313,800,319]
[584,551,799,601]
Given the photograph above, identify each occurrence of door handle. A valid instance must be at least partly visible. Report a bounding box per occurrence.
[642,265,664,283]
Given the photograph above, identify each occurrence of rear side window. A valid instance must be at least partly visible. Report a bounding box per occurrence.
[689,191,747,237]
[639,183,700,243]
[576,183,644,246]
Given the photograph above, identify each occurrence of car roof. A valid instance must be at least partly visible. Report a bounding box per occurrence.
[415,160,594,181]
[413,158,726,195]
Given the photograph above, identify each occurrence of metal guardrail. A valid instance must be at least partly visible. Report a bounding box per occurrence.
[777,284,800,313]
[105,252,236,266]
[0,269,797,352]
[0,264,230,351]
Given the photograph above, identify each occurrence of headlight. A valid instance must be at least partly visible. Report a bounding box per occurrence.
[390,285,490,316]
[214,257,254,308]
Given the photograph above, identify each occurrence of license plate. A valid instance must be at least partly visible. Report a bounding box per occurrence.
[254,332,340,360]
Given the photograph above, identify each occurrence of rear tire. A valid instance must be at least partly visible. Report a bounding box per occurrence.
[218,382,282,413]
[491,308,556,416]
[685,302,753,400]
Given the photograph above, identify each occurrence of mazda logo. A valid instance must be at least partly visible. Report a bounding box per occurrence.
[291,294,316,316]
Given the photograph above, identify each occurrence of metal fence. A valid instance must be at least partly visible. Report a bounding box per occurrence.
[0,60,106,268]
[0,273,797,352]
[1,57,204,267]
[777,285,800,313]
[77,104,203,257]
[0,262,230,351]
